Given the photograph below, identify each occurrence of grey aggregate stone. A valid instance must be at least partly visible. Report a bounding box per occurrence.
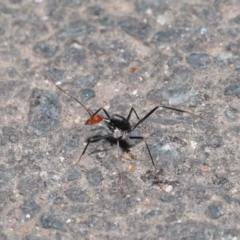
[63,47,86,64]
[55,20,93,40]
[9,0,21,3]
[88,214,101,227]
[67,168,81,181]
[17,178,39,197]
[74,64,104,88]
[33,41,59,58]
[160,194,175,203]
[208,135,223,148]
[165,214,177,223]
[171,66,193,82]
[167,56,183,66]
[119,17,150,40]
[144,210,162,220]
[0,81,21,100]
[224,84,240,97]
[86,6,104,16]
[105,221,119,231]
[147,83,199,106]
[136,0,169,15]
[20,199,41,216]
[40,214,65,231]
[152,29,182,43]
[224,107,238,121]
[27,89,60,135]
[64,187,89,202]
[150,142,182,169]
[186,53,211,70]
[80,88,96,102]
[0,233,7,240]
[2,126,19,143]
[86,167,103,186]
[207,203,224,219]
[5,67,17,78]
[0,27,5,35]
[232,15,240,24]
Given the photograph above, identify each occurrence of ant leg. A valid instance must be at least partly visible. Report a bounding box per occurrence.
[71,134,112,166]
[127,107,161,185]
[91,108,111,118]
[129,136,158,175]
[117,139,124,193]
[130,107,159,131]
[159,105,205,119]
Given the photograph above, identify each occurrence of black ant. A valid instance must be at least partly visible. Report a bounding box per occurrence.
[49,77,205,190]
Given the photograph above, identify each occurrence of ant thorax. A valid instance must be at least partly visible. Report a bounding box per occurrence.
[102,118,129,140]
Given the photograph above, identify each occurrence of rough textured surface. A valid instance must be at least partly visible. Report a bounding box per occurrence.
[0,0,240,239]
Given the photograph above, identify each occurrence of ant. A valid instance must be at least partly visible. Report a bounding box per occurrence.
[49,77,205,190]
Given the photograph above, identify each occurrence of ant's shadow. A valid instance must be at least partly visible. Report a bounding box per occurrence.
[87,134,142,154]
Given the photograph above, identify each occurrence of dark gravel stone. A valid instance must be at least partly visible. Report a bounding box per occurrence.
[105,221,119,231]
[136,0,168,15]
[208,135,223,148]
[41,214,65,231]
[5,67,17,78]
[20,199,41,215]
[79,228,88,236]
[165,214,177,223]
[0,233,7,240]
[80,88,95,102]
[207,203,224,219]
[0,28,5,35]
[149,142,182,169]
[147,83,199,106]
[88,214,101,227]
[160,194,175,203]
[0,81,21,100]
[152,29,181,43]
[215,58,226,68]
[2,126,19,143]
[144,210,162,220]
[64,187,89,202]
[0,134,7,146]
[1,7,18,14]
[86,6,104,16]
[186,53,211,70]
[222,229,239,239]
[232,15,240,24]
[86,167,103,186]
[33,41,59,58]
[55,20,93,40]
[0,169,12,188]
[10,0,22,3]
[64,47,86,64]
[74,64,104,88]
[167,56,183,66]
[171,66,193,82]
[224,107,238,121]
[212,175,233,190]
[27,89,60,135]
[17,178,39,197]
[119,17,150,40]
[224,84,240,97]
[185,185,210,203]
[46,68,65,81]
[67,168,81,181]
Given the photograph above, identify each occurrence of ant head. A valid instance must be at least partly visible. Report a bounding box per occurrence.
[85,115,103,125]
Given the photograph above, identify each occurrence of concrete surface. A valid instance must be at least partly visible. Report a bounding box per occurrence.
[0,0,240,239]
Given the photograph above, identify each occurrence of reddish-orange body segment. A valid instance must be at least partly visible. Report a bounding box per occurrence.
[85,115,103,125]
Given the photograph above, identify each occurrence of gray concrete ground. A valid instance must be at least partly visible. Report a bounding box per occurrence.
[0,0,240,239]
